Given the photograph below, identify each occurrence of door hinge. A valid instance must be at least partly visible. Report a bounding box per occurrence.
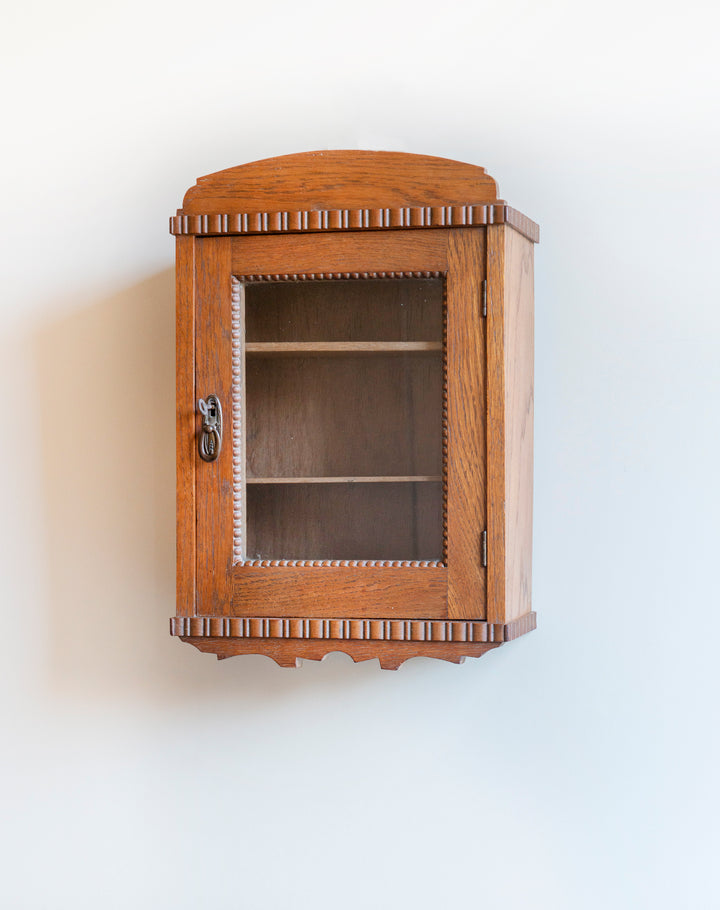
[481,529,488,568]
[482,279,487,318]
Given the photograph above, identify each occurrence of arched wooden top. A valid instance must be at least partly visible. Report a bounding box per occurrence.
[182,150,501,212]
[171,150,538,242]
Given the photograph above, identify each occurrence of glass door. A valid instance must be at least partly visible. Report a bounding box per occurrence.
[192,228,484,621]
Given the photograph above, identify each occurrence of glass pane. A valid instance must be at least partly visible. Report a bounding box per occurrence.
[238,277,444,563]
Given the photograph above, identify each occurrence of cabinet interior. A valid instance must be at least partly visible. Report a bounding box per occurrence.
[238,277,445,562]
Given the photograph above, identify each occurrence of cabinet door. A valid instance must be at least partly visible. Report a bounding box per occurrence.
[189,229,486,620]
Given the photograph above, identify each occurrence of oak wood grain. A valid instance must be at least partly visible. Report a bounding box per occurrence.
[503,227,534,622]
[172,150,541,244]
[245,476,441,484]
[195,238,234,613]
[231,231,449,276]
[446,230,487,619]
[228,565,448,618]
[245,342,441,354]
[182,150,500,213]
[486,225,507,624]
[180,638,501,669]
[176,236,196,616]
[486,225,535,626]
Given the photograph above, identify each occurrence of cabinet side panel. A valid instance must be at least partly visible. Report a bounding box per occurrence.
[504,227,534,622]
[486,226,506,623]
[176,236,196,616]
[446,230,487,619]
[195,238,234,613]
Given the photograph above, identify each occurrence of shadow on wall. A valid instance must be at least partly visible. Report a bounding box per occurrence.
[32,271,389,706]
[33,271,181,701]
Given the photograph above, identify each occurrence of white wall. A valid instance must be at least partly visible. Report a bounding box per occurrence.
[2,1,718,907]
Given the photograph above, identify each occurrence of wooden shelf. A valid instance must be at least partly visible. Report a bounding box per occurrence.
[245,341,442,354]
[246,476,442,484]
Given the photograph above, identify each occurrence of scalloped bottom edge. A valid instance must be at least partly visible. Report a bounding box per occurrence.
[179,637,509,670]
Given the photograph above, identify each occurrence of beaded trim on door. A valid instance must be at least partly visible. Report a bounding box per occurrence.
[231,273,448,568]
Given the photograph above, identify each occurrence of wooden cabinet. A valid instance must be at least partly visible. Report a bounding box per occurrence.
[170,151,538,668]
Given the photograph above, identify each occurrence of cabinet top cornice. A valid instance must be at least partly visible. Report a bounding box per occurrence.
[170,150,538,243]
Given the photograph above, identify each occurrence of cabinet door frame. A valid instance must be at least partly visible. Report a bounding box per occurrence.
[182,228,486,622]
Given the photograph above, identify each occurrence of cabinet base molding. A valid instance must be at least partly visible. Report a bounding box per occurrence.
[170,613,536,668]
